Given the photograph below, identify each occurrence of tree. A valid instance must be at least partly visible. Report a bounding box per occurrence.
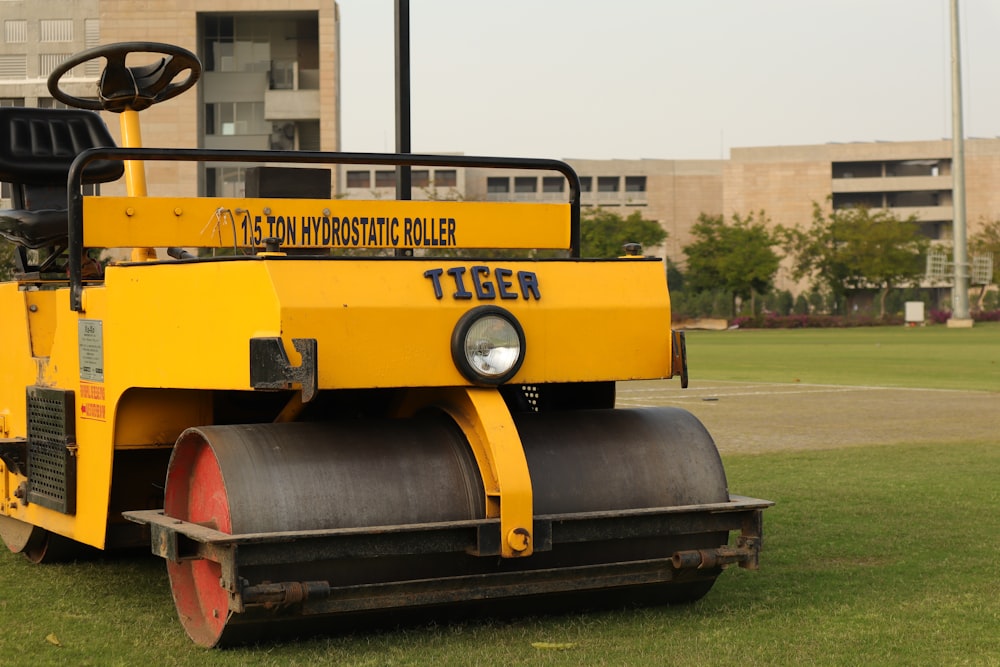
[682,211,782,317]
[970,218,1000,311]
[970,218,1000,285]
[0,242,15,281]
[580,208,666,258]
[789,202,929,319]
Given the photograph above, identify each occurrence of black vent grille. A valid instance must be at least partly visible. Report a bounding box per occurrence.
[26,387,76,514]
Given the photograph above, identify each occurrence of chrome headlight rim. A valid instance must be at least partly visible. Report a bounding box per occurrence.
[450,306,526,386]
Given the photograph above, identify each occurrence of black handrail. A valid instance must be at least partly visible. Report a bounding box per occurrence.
[66,148,581,311]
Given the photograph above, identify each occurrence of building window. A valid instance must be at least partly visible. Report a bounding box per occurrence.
[40,54,71,78]
[0,55,27,79]
[487,177,509,193]
[375,170,395,188]
[270,122,296,150]
[434,170,457,187]
[411,170,430,188]
[887,191,940,207]
[0,97,25,107]
[37,98,71,109]
[625,176,646,192]
[4,20,27,44]
[832,161,882,179]
[297,120,320,151]
[885,159,945,178]
[203,15,272,74]
[205,102,267,136]
[514,177,537,193]
[41,19,74,43]
[84,19,100,76]
[203,15,234,72]
[270,59,296,90]
[206,166,247,198]
[346,171,370,189]
[542,176,564,193]
[579,176,592,192]
[832,192,883,209]
[597,176,619,192]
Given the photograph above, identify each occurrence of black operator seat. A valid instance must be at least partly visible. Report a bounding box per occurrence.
[0,106,123,274]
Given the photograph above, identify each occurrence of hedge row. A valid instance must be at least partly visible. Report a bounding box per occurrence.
[728,310,1000,328]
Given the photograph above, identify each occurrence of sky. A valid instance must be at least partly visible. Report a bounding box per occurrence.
[337,0,1000,161]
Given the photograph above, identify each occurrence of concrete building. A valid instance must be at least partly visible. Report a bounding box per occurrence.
[338,159,724,261]
[1,0,102,203]
[2,0,998,300]
[1,0,340,201]
[726,140,1000,293]
[727,140,1000,244]
[0,0,101,107]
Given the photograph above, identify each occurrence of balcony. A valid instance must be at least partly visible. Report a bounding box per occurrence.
[888,205,954,222]
[581,191,647,206]
[265,62,320,121]
[265,89,320,121]
[831,175,952,193]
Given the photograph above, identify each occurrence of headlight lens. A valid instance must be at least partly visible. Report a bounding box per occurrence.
[452,307,525,385]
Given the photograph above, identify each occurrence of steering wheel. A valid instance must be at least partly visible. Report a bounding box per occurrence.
[47,42,202,113]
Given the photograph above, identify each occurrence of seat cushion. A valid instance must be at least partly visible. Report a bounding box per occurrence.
[0,209,69,249]
[0,107,123,186]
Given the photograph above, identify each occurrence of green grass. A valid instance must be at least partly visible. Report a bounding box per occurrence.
[2,324,998,664]
[3,442,998,665]
[686,321,1000,392]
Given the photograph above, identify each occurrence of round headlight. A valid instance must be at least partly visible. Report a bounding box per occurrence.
[451,306,526,385]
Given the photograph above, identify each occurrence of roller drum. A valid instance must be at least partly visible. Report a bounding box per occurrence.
[163,405,730,646]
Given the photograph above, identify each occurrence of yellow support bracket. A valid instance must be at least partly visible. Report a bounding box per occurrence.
[394,387,533,558]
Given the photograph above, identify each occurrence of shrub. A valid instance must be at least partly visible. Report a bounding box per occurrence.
[929,309,1000,323]
[730,313,905,329]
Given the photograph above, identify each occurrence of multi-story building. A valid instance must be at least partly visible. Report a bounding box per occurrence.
[0,0,101,108]
[726,140,1000,293]
[1,1,997,300]
[1,0,340,202]
[100,0,341,199]
[726,140,1000,243]
[338,159,724,261]
[1,0,102,204]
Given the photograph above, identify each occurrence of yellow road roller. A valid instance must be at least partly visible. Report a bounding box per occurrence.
[0,42,771,647]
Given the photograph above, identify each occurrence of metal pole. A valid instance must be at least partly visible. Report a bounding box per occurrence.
[949,0,971,323]
[394,0,413,256]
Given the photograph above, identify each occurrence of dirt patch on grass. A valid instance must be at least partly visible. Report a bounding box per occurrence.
[616,379,998,454]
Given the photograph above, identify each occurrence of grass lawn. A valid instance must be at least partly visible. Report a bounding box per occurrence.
[1,324,997,664]
[3,441,997,666]
[685,321,1000,392]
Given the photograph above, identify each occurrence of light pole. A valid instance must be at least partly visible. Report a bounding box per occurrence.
[948,0,972,326]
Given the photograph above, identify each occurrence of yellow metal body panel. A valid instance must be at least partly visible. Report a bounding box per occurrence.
[83,196,572,250]
[0,285,115,545]
[0,253,672,549]
[92,257,672,389]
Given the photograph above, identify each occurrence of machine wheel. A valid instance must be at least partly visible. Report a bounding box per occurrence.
[0,515,94,563]
[162,406,729,646]
[163,415,486,646]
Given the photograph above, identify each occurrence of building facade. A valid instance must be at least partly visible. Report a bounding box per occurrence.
[337,159,724,261]
[1,0,998,298]
[1,0,340,201]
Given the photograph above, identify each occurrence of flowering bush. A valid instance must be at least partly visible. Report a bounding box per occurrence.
[727,309,1000,328]
[929,309,1000,324]
[729,314,903,329]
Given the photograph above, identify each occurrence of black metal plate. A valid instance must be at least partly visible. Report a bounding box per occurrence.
[26,386,76,514]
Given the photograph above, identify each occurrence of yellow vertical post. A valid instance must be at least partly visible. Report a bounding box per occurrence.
[119,109,156,262]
